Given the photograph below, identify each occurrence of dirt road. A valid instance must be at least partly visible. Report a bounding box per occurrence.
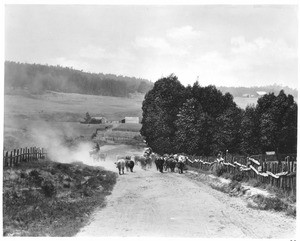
[77,158,295,238]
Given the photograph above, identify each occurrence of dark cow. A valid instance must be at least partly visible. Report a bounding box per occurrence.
[168,158,176,172]
[177,161,185,174]
[155,157,165,173]
[125,159,135,172]
[176,155,187,174]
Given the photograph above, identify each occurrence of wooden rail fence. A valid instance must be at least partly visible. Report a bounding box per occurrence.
[186,153,296,193]
[3,147,47,167]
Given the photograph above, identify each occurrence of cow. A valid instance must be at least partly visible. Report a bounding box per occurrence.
[168,157,176,172]
[115,159,126,175]
[134,156,147,170]
[176,155,187,174]
[125,158,135,172]
[155,156,165,173]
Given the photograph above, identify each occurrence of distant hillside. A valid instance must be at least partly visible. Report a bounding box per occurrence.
[4,61,153,97]
[218,85,297,99]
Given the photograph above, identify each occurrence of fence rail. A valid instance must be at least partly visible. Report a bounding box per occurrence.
[3,147,47,167]
[186,153,296,193]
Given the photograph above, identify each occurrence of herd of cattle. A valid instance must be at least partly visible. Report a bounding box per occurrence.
[115,153,189,175]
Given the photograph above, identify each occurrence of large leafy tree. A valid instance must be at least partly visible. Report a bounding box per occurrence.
[175,98,204,155]
[258,90,297,153]
[140,74,186,154]
[214,106,243,154]
[240,105,261,154]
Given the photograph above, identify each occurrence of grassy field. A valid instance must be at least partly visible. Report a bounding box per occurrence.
[4,90,144,150]
[112,123,142,132]
[234,97,258,109]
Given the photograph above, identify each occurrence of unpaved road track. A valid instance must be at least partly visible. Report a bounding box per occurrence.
[77,164,295,238]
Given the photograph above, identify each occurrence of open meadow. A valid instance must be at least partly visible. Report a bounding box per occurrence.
[4,90,145,150]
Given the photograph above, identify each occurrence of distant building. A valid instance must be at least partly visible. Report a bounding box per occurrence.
[243,94,255,98]
[121,117,139,124]
[90,117,107,124]
[242,94,251,98]
[256,91,267,96]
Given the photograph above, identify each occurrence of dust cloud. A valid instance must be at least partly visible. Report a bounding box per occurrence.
[29,121,95,165]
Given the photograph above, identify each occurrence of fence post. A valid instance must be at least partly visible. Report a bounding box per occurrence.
[13,149,16,166]
[22,148,25,162]
[4,151,8,167]
[9,151,13,167]
[16,149,19,165]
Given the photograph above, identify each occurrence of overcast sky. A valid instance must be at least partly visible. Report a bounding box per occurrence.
[5,4,298,88]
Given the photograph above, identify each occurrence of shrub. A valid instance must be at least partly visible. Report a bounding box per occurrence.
[264,197,286,211]
[286,206,296,217]
[20,172,28,179]
[29,170,44,185]
[41,180,56,197]
[232,173,244,182]
[229,180,242,191]
[215,164,226,177]
[222,172,232,179]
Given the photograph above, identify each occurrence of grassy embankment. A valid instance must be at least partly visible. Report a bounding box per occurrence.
[3,159,118,236]
[186,164,296,217]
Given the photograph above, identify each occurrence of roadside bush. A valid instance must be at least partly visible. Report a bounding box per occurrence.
[41,180,56,197]
[286,206,296,216]
[215,164,226,177]
[20,171,28,179]
[252,194,287,211]
[229,180,242,191]
[264,196,286,211]
[221,172,232,179]
[232,173,244,182]
[29,170,44,185]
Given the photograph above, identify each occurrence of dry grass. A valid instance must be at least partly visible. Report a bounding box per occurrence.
[113,123,142,132]
[3,159,117,236]
[4,90,144,149]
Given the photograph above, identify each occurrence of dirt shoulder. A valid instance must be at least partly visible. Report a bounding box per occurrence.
[77,165,296,238]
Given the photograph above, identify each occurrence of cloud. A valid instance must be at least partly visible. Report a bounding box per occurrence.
[174,36,298,87]
[134,36,188,56]
[166,25,203,41]
[231,36,297,64]
[133,25,206,57]
[79,45,108,59]
[134,37,170,50]
[49,57,91,71]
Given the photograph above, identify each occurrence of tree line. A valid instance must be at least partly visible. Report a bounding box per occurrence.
[5,61,153,97]
[218,85,297,99]
[141,75,297,156]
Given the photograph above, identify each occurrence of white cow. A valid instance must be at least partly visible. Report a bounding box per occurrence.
[115,159,126,175]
